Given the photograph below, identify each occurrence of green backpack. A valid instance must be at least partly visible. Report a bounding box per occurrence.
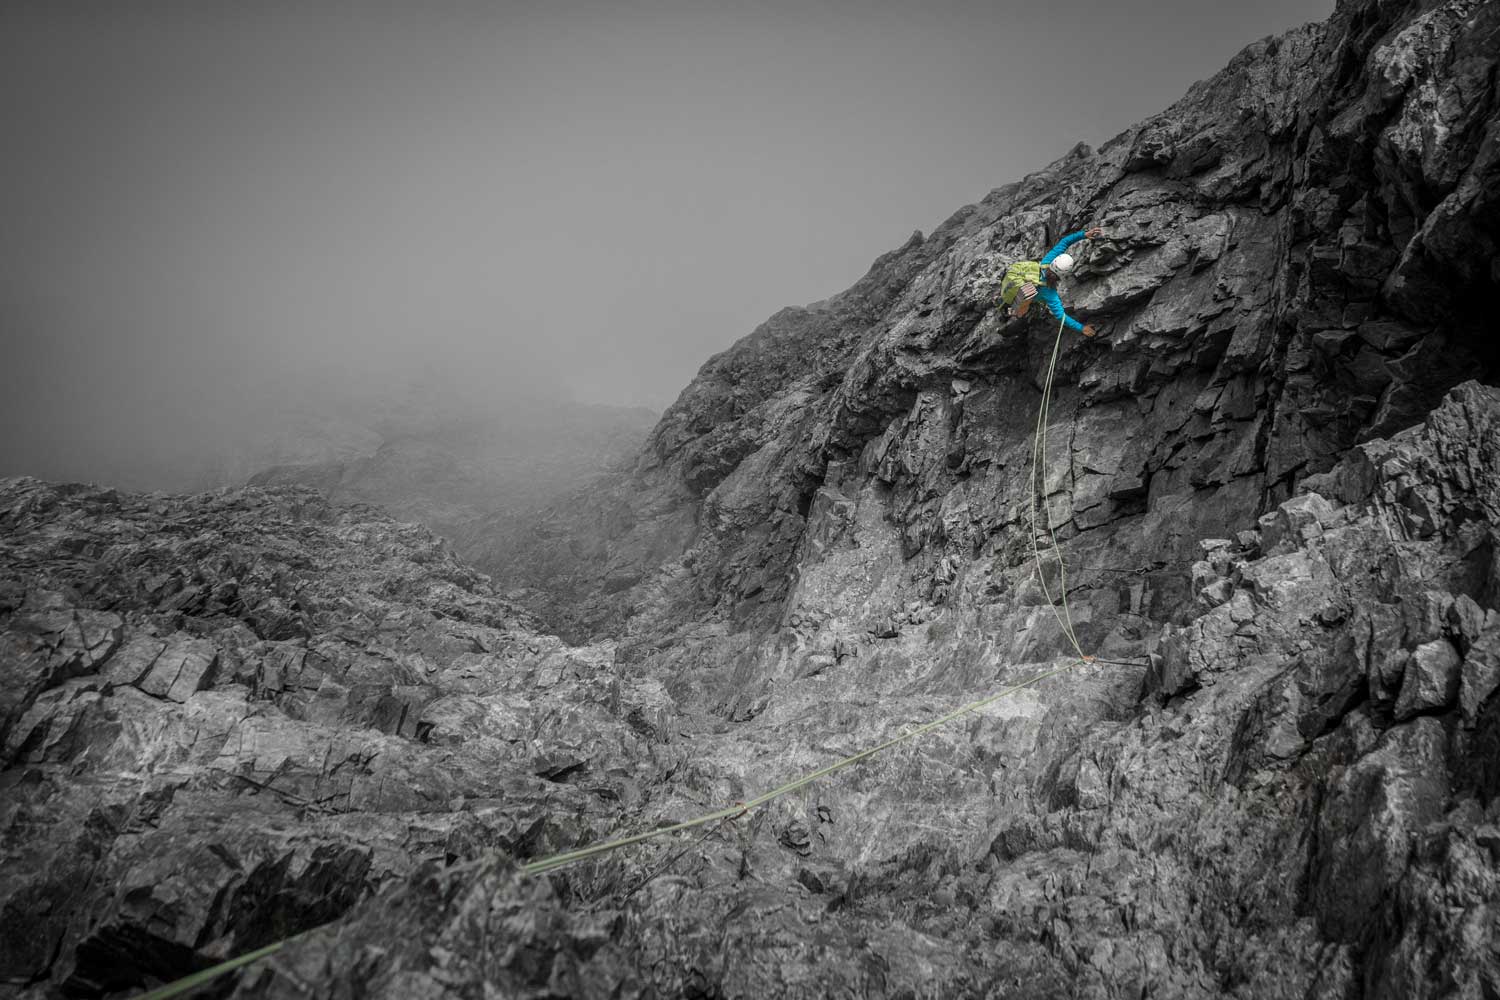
[999,260,1044,306]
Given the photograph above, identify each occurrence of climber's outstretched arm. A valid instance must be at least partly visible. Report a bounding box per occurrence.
[1036,287,1084,333]
[1041,230,1089,266]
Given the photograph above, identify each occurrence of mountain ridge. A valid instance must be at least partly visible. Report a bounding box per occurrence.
[495,0,1497,654]
[3,0,1500,995]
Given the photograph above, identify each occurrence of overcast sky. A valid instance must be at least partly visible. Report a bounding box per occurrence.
[1,0,1331,487]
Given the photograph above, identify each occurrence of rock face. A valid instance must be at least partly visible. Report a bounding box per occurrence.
[274,384,1500,999]
[10,384,1494,998]
[502,0,1500,652]
[0,481,676,997]
[4,0,1500,997]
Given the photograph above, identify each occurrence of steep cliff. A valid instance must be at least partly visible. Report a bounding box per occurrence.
[12,381,1497,997]
[249,380,1500,998]
[3,0,1500,997]
[504,0,1499,660]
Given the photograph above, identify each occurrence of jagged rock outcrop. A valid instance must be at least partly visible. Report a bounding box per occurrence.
[0,481,683,997]
[503,0,1499,659]
[4,0,1500,997]
[20,379,1483,1000]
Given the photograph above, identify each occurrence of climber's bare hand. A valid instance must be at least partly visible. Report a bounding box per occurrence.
[1082,324,1098,338]
[1085,226,1104,239]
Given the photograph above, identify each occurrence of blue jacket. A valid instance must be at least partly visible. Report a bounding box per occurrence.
[1036,230,1088,333]
[1041,229,1088,267]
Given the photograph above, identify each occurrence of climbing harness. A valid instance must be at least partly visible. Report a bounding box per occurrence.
[132,316,1107,1000]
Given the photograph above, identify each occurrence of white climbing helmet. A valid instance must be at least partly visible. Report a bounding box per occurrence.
[1049,253,1076,275]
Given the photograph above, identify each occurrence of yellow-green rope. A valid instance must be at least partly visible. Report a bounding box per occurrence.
[133,661,1083,998]
[133,313,1101,1000]
[1029,314,1090,661]
[1041,317,1088,659]
[520,660,1080,876]
[135,942,288,1000]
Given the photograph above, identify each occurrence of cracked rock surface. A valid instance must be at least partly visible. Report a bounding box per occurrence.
[504,0,1500,654]
[253,384,1500,999]
[0,483,675,997]
[4,0,1500,996]
[6,382,1480,999]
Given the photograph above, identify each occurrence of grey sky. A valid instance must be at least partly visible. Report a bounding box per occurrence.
[1,0,1331,487]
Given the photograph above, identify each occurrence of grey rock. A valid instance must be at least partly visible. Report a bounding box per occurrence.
[5,0,1500,997]
[100,633,167,689]
[500,2,1500,660]
[1461,621,1500,725]
[0,479,662,996]
[1258,492,1338,556]
[1393,638,1462,720]
[208,378,1500,1000]
[136,633,219,703]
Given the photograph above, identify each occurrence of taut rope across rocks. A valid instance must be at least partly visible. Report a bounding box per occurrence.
[137,315,1100,1000]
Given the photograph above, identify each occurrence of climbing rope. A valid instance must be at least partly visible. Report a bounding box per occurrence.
[519,660,1081,877]
[610,815,735,909]
[1028,315,1091,662]
[133,315,1105,1000]
[137,943,288,1000]
[134,663,1081,999]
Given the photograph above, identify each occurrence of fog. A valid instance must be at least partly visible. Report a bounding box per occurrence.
[1,0,1331,491]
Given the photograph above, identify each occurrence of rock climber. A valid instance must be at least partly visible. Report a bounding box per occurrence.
[998,226,1103,337]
